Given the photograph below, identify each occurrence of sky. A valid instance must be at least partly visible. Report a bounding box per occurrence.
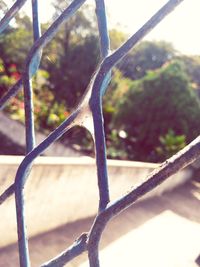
[105,0,200,55]
[6,0,200,55]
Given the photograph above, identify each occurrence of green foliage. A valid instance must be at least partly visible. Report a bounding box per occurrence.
[109,29,127,50]
[106,129,128,160]
[47,34,100,108]
[2,3,200,162]
[103,69,133,126]
[0,15,32,70]
[118,40,176,80]
[0,59,20,98]
[4,68,69,132]
[177,55,200,92]
[4,89,25,122]
[113,60,200,162]
[32,70,70,131]
[40,1,100,109]
[156,129,186,161]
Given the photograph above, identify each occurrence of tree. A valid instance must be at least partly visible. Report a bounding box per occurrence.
[118,40,176,80]
[46,34,100,109]
[42,0,100,109]
[177,55,200,93]
[112,60,200,162]
[0,15,32,71]
[109,29,127,50]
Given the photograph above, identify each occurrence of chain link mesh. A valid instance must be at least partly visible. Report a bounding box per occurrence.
[1,1,198,266]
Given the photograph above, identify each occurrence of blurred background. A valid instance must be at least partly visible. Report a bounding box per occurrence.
[1,0,200,163]
[0,1,200,266]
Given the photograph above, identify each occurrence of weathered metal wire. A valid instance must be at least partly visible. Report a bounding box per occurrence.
[0,0,87,205]
[0,79,22,109]
[0,1,26,110]
[1,0,197,267]
[23,0,41,153]
[40,233,88,267]
[0,183,15,205]
[0,0,27,34]
[92,0,111,211]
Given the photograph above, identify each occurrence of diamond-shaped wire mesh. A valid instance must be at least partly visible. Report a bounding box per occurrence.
[1,0,199,266]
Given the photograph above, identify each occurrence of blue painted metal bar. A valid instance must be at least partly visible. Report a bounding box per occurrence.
[0,79,22,110]
[31,0,42,73]
[41,233,88,267]
[23,74,35,153]
[23,0,41,153]
[95,0,110,59]
[93,0,111,211]
[32,0,40,41]
[0,0,27,34]
[15,110,79,267]
[15,0,41,264]
[94,0,111,98]
[0,183,15,205]
[14,1,87,265]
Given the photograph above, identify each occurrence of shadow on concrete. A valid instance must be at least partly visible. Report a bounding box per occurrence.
[0,181,199,266]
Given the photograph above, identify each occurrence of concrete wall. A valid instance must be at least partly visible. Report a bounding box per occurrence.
[0,156,192,248]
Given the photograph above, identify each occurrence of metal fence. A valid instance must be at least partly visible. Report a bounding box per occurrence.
[0,0,199,266]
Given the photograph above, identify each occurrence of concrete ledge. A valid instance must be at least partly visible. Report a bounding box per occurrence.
[0,156,192,247]
[0,155,158,167]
